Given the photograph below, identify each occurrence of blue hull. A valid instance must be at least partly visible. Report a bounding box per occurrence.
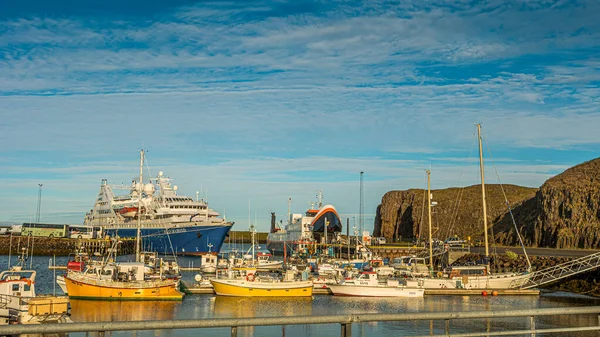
[106,225,232,256]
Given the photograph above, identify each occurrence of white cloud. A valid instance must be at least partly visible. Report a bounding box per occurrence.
[0,0,598,229]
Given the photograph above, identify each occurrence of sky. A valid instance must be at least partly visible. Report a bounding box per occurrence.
[0,0,598,233]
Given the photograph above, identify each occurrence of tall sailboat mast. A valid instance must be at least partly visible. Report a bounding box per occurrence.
[476,124,490,261]
[426,170,433,271]
[136,149,144,262]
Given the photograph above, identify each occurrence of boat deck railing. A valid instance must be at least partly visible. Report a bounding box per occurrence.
[1,305,600,336]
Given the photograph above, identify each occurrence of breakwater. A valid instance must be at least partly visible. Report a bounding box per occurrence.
[0,236,135,256]
[226,231,268,244]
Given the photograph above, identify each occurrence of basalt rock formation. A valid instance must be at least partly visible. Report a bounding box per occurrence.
[374,184,537,243]
[374,157,600,248]
[494,157,600,248]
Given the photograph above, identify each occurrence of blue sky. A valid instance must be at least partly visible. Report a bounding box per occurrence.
[1,0,598,233]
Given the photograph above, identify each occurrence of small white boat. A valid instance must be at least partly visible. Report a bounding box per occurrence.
[256,252,283,271]
[1,266,71,324]
[327,271,424,298]
[200,253,218,274]
[391,256,430,277]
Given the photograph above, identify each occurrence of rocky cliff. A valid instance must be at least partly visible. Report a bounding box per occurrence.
[495,157,600,248]
[374,184,537,243]
[375,157,600,248]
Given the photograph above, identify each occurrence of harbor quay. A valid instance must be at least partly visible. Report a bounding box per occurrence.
[0,236,135,256]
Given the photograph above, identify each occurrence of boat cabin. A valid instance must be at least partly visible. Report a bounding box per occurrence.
[84,262,148,282]
[200,253,218,273]
[448,266,489,278]
[0,269,36,298]
[257,252,272,264]
[343,271,380,286]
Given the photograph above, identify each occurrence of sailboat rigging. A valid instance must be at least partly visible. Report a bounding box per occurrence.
[418,124,532,289]
[62,150,184,301]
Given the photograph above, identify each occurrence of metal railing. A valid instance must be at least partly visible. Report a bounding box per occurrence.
[521,251,600,289]
[1,306,599,337]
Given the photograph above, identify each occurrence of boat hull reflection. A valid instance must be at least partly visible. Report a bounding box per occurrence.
[69,299,180,322]
[214,296,312,318]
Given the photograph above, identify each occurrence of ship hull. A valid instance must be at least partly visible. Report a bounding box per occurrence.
[327,284,424,297]
[210,279,313,297]
[105,225,232,256]
[418,273,531,289]
[266,240,315,256]
[63,275,183,301]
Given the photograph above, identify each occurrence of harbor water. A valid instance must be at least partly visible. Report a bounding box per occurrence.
[2,249,600,337]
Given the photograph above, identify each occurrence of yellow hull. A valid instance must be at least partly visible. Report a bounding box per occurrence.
[211,279,313,297]
[64,275,184,301]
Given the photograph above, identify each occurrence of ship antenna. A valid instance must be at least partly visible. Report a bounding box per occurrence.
[317,190,323,208]
[287,198,292,225]
[135,149,144,263]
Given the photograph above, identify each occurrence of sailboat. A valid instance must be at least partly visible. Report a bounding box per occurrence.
[419,124,531,290]
[63,150,185,301]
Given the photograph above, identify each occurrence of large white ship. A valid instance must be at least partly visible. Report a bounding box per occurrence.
[83,153,233,256]
[266,194,342,255]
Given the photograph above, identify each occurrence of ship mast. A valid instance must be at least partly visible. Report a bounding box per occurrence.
[136,149,144,263]
[426,169,433,272]
[476,124,490,264]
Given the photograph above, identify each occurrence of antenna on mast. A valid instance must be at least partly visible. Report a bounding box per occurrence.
[135,149,144,263]
[287,198,292,225]
[359,171,364,235]
[317,191,323,208]
[36,184,43,223]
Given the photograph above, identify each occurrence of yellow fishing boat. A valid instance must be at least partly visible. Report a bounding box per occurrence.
[63,262,184,301]
[210,269,313,297]
[63,150,184,301]
[210,278,313,297]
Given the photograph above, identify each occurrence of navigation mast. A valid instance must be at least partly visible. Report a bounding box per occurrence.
[136,149,144,262]
[476,124,490,263]
[426,170,433,272]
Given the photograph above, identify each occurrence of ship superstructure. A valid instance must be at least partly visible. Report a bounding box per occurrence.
[266,193,342,255]
[84,169,233,256]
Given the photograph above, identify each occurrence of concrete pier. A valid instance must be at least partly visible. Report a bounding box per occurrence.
[0,236,135,256]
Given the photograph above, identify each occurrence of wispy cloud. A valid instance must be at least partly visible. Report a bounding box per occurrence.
[0,0,598,230]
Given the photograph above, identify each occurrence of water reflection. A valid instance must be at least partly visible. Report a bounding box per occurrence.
[213,296,313,318]
[70,300,180,322]
[2,250,600,337]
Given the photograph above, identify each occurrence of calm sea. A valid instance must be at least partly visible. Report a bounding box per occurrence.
[1,245,599,337]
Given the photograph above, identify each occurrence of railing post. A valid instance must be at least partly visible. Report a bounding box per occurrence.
[341,323,351,337]
[231,326,237,337]
[445,319,450,334]
[530,316,535,337]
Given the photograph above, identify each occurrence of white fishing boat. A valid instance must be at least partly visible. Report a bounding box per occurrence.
[368,258,395,278]
[200,253,218,274]
[1,252,71,324]
[391,256,430,277]
[255,252,283,271]
[328,271,424,297]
